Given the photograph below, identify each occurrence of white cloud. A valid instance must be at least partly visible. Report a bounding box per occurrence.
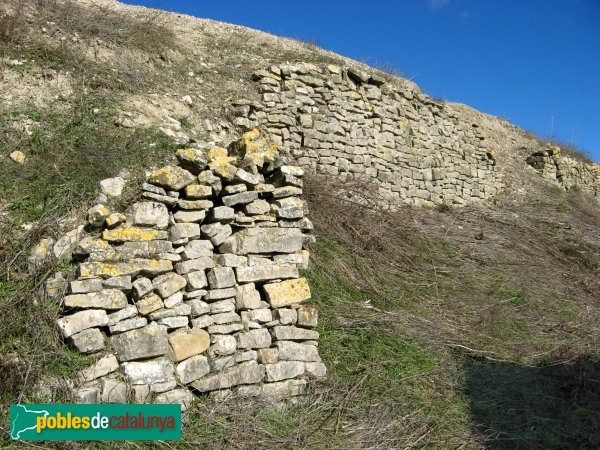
[427,0,451,10]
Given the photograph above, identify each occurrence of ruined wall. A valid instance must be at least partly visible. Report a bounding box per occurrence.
[526,146,600,198]
[36,130,324,409]
[232,64,501,206]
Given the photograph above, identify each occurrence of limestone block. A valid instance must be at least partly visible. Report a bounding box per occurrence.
[263,278,311,307]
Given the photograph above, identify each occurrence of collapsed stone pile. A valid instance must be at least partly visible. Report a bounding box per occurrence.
[51,129,324,408]
[232,63,500,206]
[526,146,600,198]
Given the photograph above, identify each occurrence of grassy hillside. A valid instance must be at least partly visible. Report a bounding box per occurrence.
[1,1,599,448]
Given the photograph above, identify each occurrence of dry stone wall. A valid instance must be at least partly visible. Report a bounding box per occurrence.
[43,129,324,409]
[232,63,501,206]
[526,146,600,198]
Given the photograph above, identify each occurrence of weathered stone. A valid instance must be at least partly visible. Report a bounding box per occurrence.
[276,341,320,362]
[132,277,153,298]
[235,168,262,185]
[101,379,130,403]
[122,356,175,385]
[263,278,311,307]
[57,309,108,338]
[239,379,307,398]
[142,191,178,206]
[150,380,177,393]
[44,273,67,299]
[69,328,104,354]
[111,323,170,361]
[54,226,84,262]
[64,289,128,310]
[155,388,194,411]
[207,267,236,289]
[235,283,262,310]
[272,186,302,199]
[176,257,215,274]
[102,227,167,243]
[209,206,235,222]
[130,202,169,229]
[274,197,307,219]
[208,323,244,334]
[109,317,148,334]
[178,199,214,210]
[100,177,125,198]
[236,329,271,350]
[190,362,265,392]
[148,303,191,320]
[184,184,212,199]
[219,228,303,255]
[271,326,319,341]
[209,298,236,314]
[265,361,305,382]
[174,209,206,223]
[215,254,247,267]
[169,223,201,241]
[136,293,164,315]
[208,335,237,356]
[74,387,100,404]
[148,166,196,190]
[182,240,213,259]
[105,213,127,229]
[176,354,210,384]
[242,308,273,324]
[274,308,297,325]
[211,312,241,324]
[176,148,208,174]
[236,264,298,283]
[27,238,54,273]
[107,304,138,326]
[191,315,214,329]
[257,347,279,364]
[222,191,259,207]
[9,150,26,164]
[152,272,187,298]
[169,329,210,362]
[70,278,103,294]
[186,299,210,317]
[78,354,119,382]
[87,204,110,227]
[304,362,327,379]
[164,291,183,308]
[297,305,318,327]
[132,385,150,403]
[157,316,189,329]
[205,287,236,301]
[184,271,208,290]
[103,276,132,291]
[244,199,270,215]
[79,259,173,278]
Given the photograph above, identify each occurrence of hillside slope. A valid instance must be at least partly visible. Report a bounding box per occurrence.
[1,1,599,448]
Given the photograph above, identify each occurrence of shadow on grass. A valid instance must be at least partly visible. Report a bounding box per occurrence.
[463,356,600,449]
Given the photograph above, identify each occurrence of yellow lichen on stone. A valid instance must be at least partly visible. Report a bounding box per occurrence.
[102,227,166,243]
[148,166,195,190]
[208,156,238,180]
[207,147,229,159]
[79,259,173,278]
[263,277,311,308]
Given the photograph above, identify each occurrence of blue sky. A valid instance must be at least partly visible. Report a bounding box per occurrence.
[122,0,600,161]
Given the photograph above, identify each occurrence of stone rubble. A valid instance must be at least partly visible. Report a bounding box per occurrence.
[49,129,322,409]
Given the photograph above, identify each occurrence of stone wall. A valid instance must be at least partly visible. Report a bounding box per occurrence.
[232,63,501,206]
[36,130,324,409]
[526,146,600,198]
